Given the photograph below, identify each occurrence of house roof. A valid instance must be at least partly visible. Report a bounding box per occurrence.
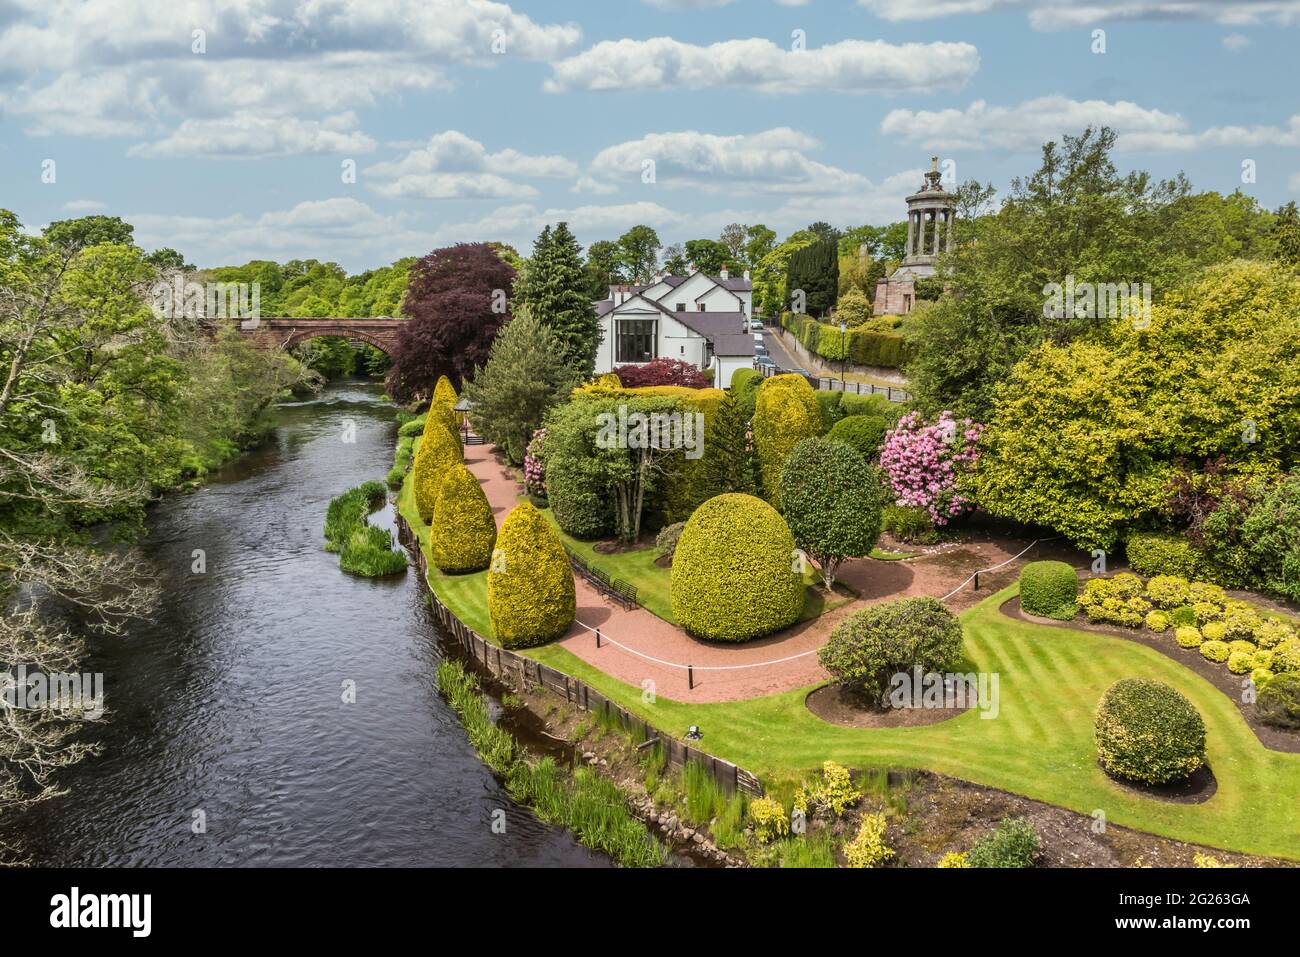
[707,333,757,357]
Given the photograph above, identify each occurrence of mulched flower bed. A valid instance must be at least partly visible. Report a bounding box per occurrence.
[1097,760,1217,805]
[805,683,972,728]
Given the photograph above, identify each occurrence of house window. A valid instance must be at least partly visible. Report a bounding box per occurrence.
[902,294,913,313]
[616,319,656,363]
[675,302,686,312]
[698,303,707,312]
[739,301,746,314]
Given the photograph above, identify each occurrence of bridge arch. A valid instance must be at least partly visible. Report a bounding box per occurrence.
[235,318,405,357]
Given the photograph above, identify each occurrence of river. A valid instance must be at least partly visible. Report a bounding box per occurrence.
[4,380,607,867]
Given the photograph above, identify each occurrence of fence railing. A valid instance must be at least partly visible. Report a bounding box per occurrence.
[400,516,764,797]
[757,363,912,403]
[563,544,638,609]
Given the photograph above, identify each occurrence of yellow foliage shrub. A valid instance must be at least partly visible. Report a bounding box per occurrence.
[844,813,894,868]
[412,420,464,522]
[430,463,497,573]
[753,374,821,506]
[487,502,576,648]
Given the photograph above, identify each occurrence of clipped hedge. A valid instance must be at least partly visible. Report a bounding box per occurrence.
[827,415,889,459]
[752,374,821,507]
[1126,532,1201,578]
[815,390,844,431]
[1094,678,1206,785]
[430,463,497,573]
[840,393,904,423]
[1019,561,1079,619]
[487,502,576,648]
[779,311,911,368]
[669,494,804,642]
[412,420,464,522]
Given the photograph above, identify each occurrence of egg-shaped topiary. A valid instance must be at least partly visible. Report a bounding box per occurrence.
[1018,561,1079,619]
[487,502,576,648]
[412,419,463,522]
[752,374,821,507]
[1094,678,1206,785]
[669,493,804,642]
[429,464,497,573]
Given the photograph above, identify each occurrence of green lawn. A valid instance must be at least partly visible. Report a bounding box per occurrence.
[529,590,1300,861]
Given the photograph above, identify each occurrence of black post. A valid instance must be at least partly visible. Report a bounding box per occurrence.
[595,628,601,648]
[688,665,695,690]
[974,571,981,591]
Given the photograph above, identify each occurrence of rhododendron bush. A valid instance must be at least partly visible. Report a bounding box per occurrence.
[879,411,982,525]
[524,429,546,497]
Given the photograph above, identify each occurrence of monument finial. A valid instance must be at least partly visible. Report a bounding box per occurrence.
[931,155,939,173]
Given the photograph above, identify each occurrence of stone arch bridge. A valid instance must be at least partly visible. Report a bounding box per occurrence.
[233,317,406,356]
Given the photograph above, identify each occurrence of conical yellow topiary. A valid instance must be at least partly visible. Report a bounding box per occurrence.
[487,502,575,648]
[430,464,497,573]
[412,419,463,522]
[434,374,459,409]
[423,397,461,453]
[753,374,821,507]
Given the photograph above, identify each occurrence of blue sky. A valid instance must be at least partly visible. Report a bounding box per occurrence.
[1,0,1297,271]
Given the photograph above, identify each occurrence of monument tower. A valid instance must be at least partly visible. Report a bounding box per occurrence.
[873,156,956,316]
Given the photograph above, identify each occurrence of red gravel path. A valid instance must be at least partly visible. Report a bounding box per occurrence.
[465,441,1061,702]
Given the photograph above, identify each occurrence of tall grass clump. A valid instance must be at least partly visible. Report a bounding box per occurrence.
[388,435,416,489]
[324,480,407,577]
[438,659,665,868]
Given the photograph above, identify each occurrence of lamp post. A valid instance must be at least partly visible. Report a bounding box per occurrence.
[839,321,847,390]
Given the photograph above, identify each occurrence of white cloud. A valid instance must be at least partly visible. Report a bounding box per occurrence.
[61,199,108,213]
[571,176,619,196]
[881,96,1300,152]
[1222,33,1252,51]
[590,128,869,194]
[127,197,433,270]
[1290,172,1300,192]
[545,37,979,94]
[856,0,1300,29]
[128,113,377,159]
[365,131,578,200]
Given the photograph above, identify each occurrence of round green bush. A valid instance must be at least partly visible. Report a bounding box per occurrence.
[779,437,883,590]
[883,504,937,544]
[1201,621,1227,642]
[1257,672,1300,728]
[1019,561,1079,619]
[827,415,889,459]
[818,596,964,707]
[815,390,844,431]
[1175,626,1203,648]
[1094,678,1206,785]
[1170,605,1198,628]
[669,494,804,642]
[1199,639,1230,663]
[965,817,1040,868]
[840,393,904,424]
[487,502,576,648]
[430,464,497,573]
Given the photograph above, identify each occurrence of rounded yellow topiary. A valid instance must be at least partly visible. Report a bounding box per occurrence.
[752,374,821,506]
[487,501,576,648]
[412,419,463,522]
[430,463,497,573]
[669,493,804,642]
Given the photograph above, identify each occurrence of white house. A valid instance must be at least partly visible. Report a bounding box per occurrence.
[592,265,756,384]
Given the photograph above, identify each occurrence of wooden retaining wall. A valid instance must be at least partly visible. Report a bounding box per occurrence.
[400,516,764,798]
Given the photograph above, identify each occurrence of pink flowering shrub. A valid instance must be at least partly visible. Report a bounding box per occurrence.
[878,411,983,526]
[524,428,547,497]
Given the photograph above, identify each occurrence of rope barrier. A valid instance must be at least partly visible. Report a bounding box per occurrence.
[569,536,1061,677]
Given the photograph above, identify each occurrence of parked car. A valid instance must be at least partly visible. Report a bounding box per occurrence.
[752,331,764,342]
[748,319,764,331]
[754,355,776,370]
[754,343,768,357]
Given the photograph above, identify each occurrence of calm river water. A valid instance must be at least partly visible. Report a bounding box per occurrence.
[5,380,607,867]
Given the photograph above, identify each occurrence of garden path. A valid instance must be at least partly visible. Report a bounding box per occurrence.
[465,441,1064,702]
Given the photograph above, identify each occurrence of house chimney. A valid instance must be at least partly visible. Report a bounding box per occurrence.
[720,266,729,281]
[743,269,751,282]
